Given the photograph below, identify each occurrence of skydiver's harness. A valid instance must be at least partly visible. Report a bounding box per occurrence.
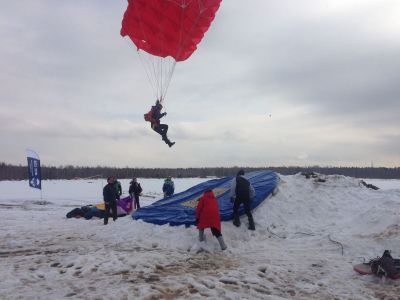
[144,108,154,122]
[144,106,160,129]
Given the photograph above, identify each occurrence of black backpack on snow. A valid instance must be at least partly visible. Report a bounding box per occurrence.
[370,250,400,279]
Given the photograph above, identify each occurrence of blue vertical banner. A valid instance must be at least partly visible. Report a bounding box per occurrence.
[26,149,41,190]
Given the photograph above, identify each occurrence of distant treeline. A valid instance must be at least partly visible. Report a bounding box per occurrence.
[1,162,400,180]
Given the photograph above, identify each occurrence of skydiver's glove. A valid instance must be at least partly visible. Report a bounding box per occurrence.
[162,112,167,117]
[230,197,235,203]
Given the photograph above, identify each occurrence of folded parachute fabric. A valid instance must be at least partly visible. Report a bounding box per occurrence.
[66,196,133,219]
[66,206,105,219]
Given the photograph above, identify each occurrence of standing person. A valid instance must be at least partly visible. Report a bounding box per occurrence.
[114,177,122,200]
[162,176,175,198]
[103,176,118,225]
[147,100,175,147]
[196,189,227,250]
[230,170,256,230]
[129,177,143,209]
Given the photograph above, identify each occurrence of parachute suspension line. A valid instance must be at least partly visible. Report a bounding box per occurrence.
[158,58,163,101]
[138,50,158,101]
[151,55,161,99]
[158,0,174,104]
[134,0,177,104]
[133,6,159,102]
[159,0,165,102]
[160,59,176,104]
[137,51,176,104]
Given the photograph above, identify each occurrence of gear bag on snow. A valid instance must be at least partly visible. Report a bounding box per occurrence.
[370,250,400,279]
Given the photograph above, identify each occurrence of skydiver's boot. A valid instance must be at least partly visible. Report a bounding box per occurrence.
[199,229,205,242]
[217,236,227,250]
[248,215,255,231]
[233,213,241,227]
[162,135,175,147]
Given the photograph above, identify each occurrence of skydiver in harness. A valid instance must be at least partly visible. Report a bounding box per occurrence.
[148,100,175,147]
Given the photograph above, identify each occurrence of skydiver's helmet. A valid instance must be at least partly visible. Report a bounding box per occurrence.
[155,100,163,109]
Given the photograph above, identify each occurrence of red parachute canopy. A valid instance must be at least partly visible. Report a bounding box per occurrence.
[120,0,222,62]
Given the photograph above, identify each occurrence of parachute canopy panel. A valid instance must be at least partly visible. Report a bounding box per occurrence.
[133,170,279,226]
[120,0,222,62]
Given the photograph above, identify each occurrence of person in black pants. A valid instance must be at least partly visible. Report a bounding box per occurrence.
[129,177,143,209]
[149,100,175,147]
[103,176,118,225]
[230,170,256,230]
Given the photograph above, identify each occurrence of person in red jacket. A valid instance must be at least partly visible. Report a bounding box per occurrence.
[195,189,227,250]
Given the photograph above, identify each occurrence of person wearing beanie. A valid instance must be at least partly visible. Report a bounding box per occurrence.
[162,176,175,198]
[230,170,256,230]
[103,176,118,225]
[129,177,143,209]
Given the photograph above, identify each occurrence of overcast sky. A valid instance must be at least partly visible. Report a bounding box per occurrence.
[1,0,399,168]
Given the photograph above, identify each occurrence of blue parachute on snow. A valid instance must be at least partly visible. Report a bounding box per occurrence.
[133,170,279,226]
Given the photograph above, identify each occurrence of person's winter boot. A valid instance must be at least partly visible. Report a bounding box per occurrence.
[233,213,241,227]
[217,236,227,250]
[248,215,255,231]
[199,229,205,242]
[163,135,175,147]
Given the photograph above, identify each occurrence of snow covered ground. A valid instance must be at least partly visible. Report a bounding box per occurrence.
[1,174,400,299]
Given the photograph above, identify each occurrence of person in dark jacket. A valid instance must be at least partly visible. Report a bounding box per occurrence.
[113,178,122,200]
[103,176,118,225]
[230,170,256,230]
[162,176,175,198]
[129,177,143,209]
[196,190,227,250]
[150,100,175,147]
